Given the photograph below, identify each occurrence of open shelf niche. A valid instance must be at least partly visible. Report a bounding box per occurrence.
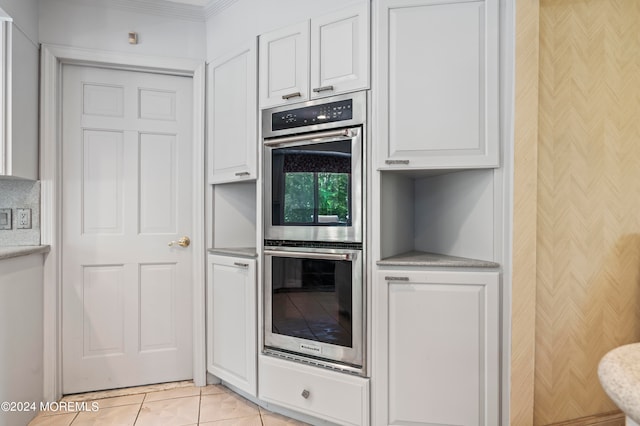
[379,169,499,268]
[210,181,257,253]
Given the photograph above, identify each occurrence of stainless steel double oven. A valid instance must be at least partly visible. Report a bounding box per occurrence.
[262,92,366,375]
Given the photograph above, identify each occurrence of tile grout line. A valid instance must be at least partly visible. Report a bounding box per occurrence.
[132,392,148,425]
[197,388,202,425]
[42,384,301,426]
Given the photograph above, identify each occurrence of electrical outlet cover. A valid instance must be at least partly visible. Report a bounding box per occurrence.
[16,208,31,229]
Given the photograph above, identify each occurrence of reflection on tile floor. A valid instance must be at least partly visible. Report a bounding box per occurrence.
[272,291,353,347]
[29,382,308,426]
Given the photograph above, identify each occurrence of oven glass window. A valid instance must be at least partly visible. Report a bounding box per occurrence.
[271,256,353,348]
[272,140,352,227]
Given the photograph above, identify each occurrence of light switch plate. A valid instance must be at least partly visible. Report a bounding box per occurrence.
[16,208,31,229]
[0,208,11,230]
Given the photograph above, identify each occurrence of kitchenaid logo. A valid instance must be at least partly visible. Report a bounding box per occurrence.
[300,343,322,354]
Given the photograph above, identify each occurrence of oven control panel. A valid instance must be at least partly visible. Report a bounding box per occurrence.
[271,99,353,131]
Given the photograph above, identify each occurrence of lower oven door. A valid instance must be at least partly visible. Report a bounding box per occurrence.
[264,247,364,373]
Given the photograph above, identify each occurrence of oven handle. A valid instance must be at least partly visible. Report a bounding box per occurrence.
[264,128,354,147]
[264,249,354,261]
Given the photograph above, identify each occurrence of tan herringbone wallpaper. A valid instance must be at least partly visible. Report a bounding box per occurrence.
[512,0,540,424]
[535,0,640,424]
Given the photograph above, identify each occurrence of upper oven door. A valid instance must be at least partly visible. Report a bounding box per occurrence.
[264,127,362,243]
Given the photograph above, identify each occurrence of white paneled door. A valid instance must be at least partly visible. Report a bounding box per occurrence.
[61,65,194,394]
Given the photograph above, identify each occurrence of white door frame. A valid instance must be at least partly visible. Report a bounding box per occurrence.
[40,44,206,402]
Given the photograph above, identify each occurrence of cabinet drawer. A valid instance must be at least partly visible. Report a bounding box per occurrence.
[259,356,369,426]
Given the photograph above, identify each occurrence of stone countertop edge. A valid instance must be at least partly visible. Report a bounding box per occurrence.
[598,343,640,423]
[377,250,500,268]
[0,245,51,261]
[207,247,258,259]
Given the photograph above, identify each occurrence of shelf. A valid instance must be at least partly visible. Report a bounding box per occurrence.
[211,182,256,249]
[207,247,257,259]
[379,169,496,262]
[377,250,499,269]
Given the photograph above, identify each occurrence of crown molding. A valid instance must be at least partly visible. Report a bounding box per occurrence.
[44,0,239,22]
[204,0,239,19]
[52,0,206,22]
[106,0,206,21]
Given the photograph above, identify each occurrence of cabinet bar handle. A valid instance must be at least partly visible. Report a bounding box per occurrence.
[234,262,249,268]
[385,276,410,281]
[385,159,410,165]
[235,171,250,177]
[264,249,353,261]
[282,92,302,100]
[264,128,353,147]
[312,85,334,93]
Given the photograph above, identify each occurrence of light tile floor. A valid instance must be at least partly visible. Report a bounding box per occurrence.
[28,381,307,426]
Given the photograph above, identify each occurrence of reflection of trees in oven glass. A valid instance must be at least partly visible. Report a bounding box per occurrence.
[318,172,350,220]
[283,172,314,223]
[283,172,350,224]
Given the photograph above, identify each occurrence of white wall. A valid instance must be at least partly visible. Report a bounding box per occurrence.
[206,0,366,60]
[0,0,38,43]
[39,0,206,60]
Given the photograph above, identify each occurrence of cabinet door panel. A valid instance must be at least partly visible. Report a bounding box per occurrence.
[208,39,257,184]
[9,27,38,179]
[207,255,257,396]
[259,21,310,108]
[311,3,369,98]
[378,0,499,169]
[375,270,500,425]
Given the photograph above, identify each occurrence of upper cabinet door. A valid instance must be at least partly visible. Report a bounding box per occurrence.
[377,0,500,169]
[310,2,370,99]
[208,38,257,184]
[259,21,310,109]
[0,19,38,180]
[0,19,12,177]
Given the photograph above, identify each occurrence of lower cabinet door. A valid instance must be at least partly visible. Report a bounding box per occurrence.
[374,270,500,426]
[207,254,257,396]
[259,355,369,426]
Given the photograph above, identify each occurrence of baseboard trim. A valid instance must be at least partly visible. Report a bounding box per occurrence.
[548,411,625,426]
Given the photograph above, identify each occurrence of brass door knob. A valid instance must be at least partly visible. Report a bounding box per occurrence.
[168,236,190,248]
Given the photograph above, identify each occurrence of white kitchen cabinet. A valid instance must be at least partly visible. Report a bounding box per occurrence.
[0,17,9,178]
[0,253,44,426]
[207,39,257,184]
[310,3,369,100]
[373,269,500,425]
[207,254,257,396]
[0,15,38,180]
[259,3,369,109]
[259,355,370,426]
[8,24,39,180]
[376,0,500,169]
[259,21,309,108]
